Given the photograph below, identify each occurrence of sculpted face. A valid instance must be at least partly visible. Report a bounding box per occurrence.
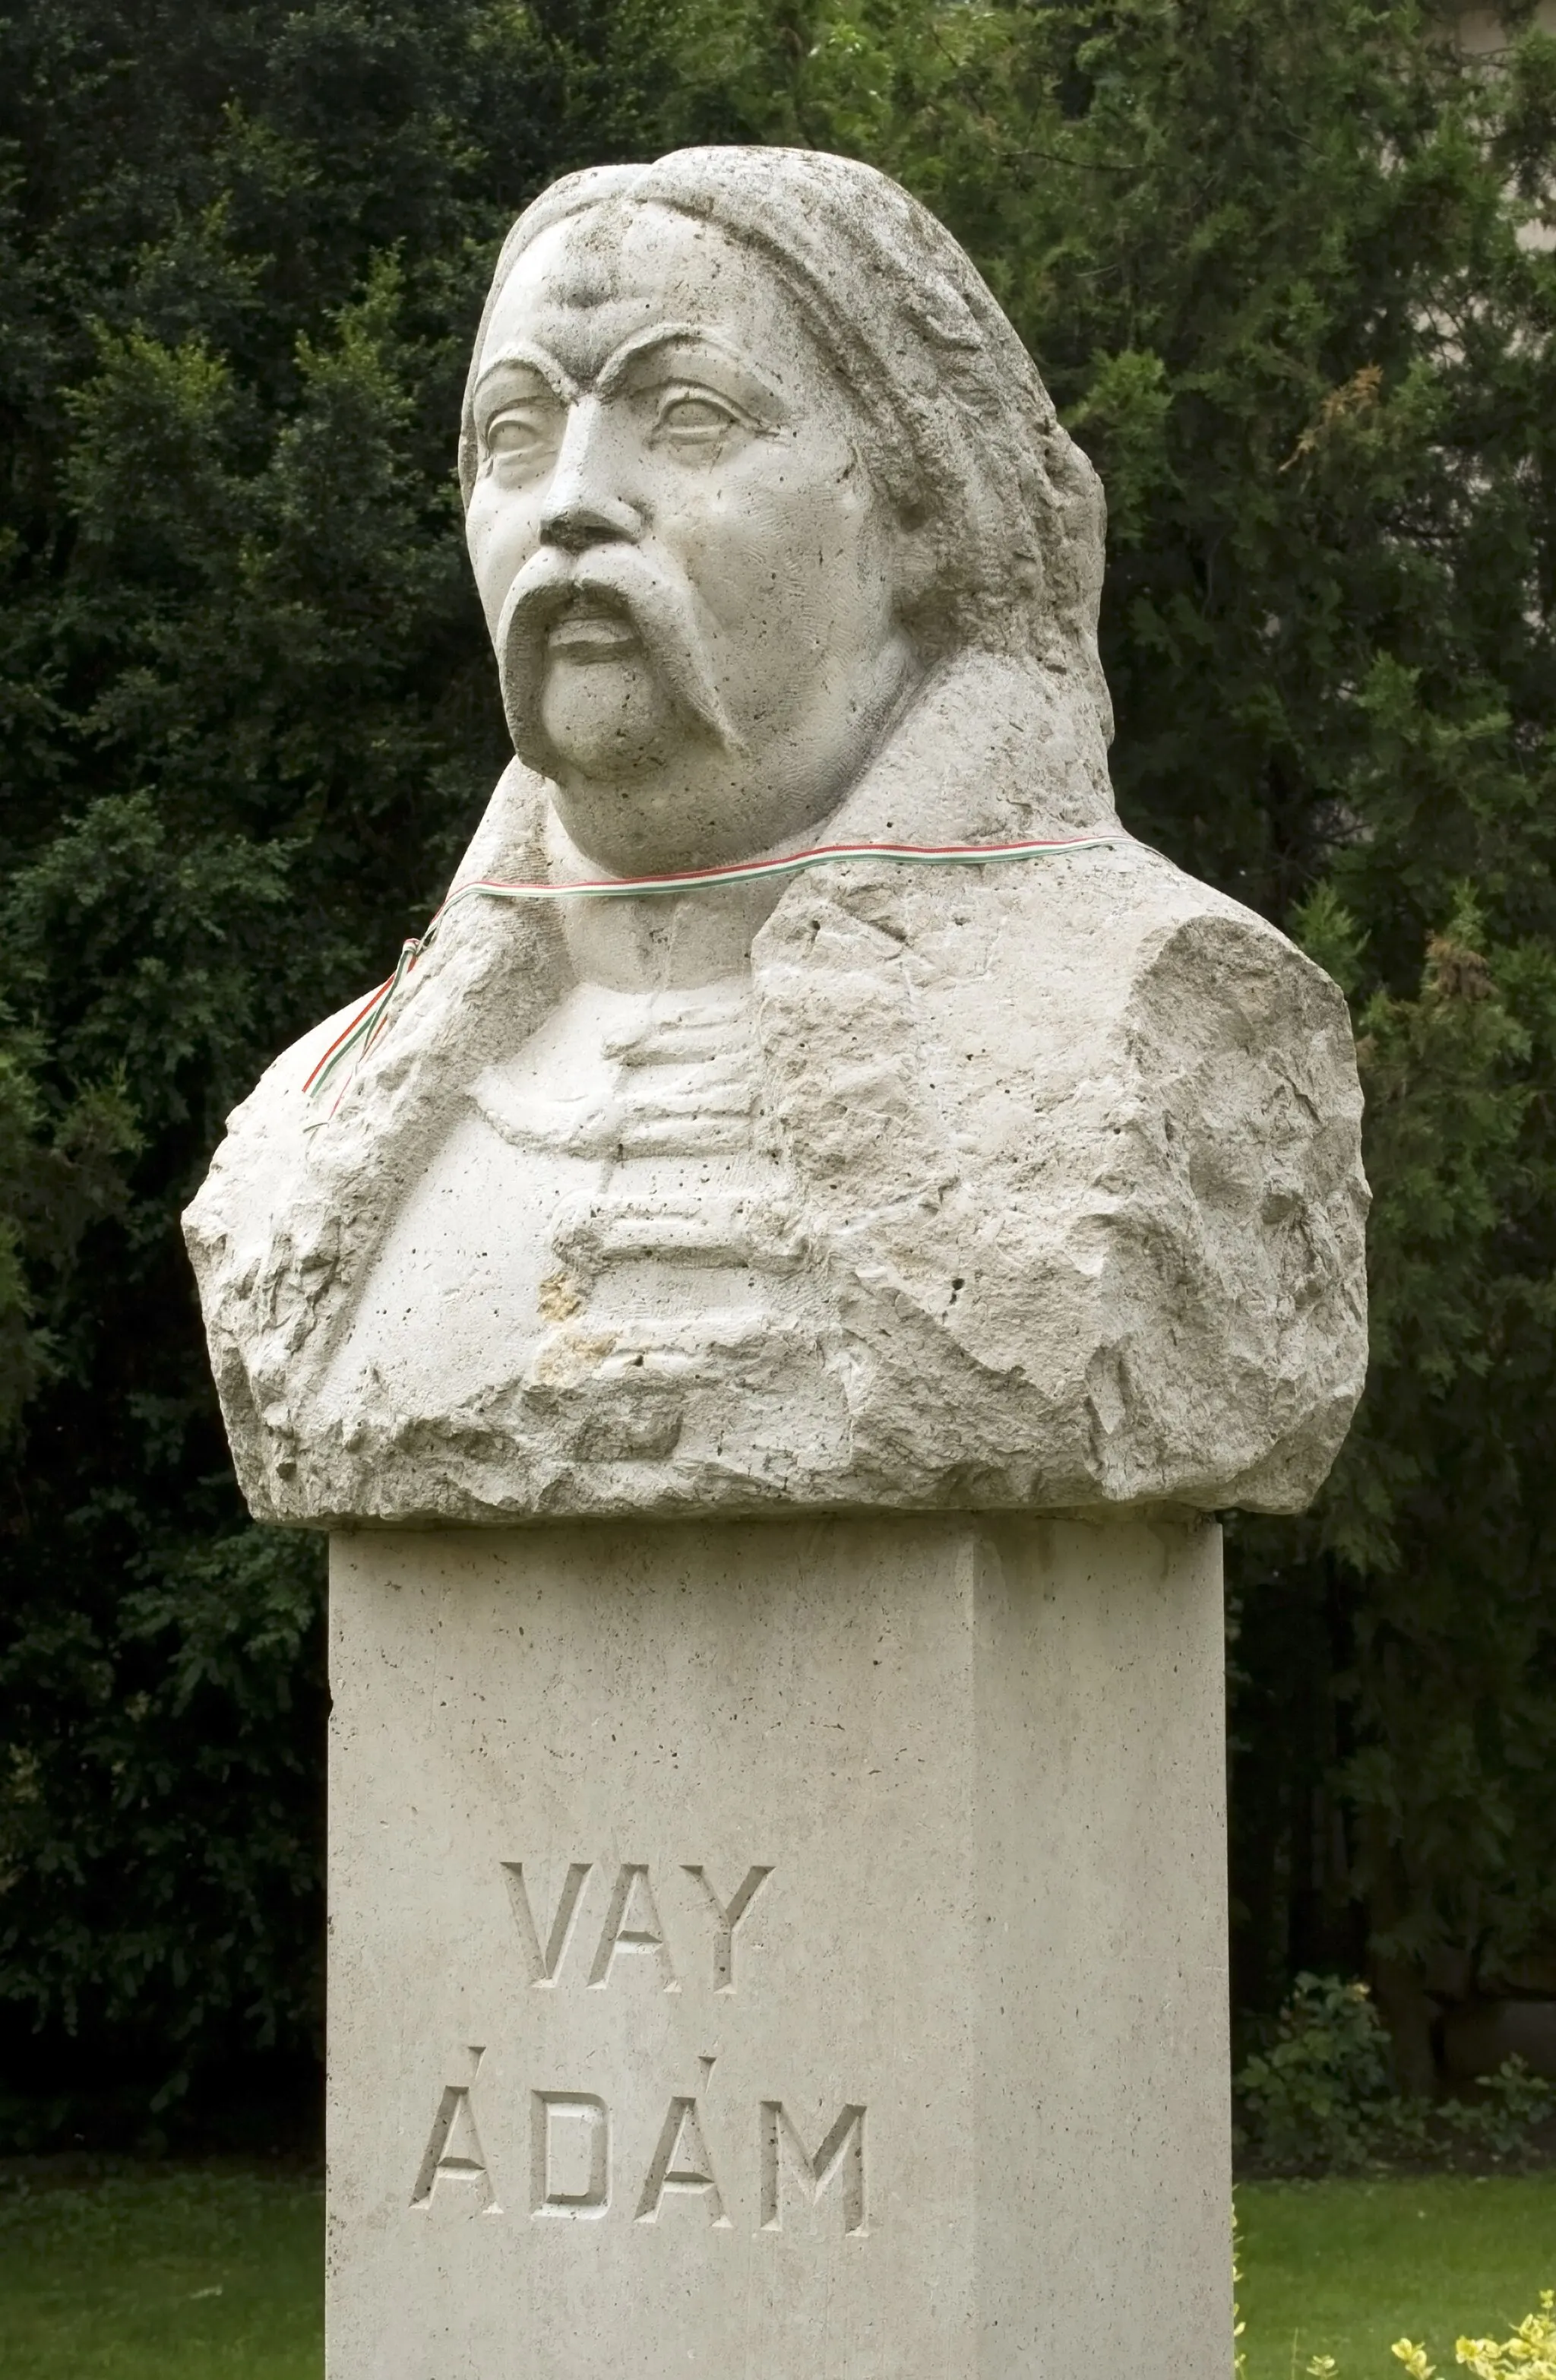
[465,201,919,874]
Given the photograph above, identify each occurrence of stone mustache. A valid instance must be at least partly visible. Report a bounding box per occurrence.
[184,146,1368,1527]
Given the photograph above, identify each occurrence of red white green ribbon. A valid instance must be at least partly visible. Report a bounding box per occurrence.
[304,830,1127,1103]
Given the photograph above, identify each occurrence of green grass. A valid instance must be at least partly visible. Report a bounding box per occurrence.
[0,2164,322,2378]
[0,2162,1551,2375]
[1238,2173,1556,2378]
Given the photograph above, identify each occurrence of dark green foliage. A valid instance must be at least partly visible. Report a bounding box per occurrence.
[0,0,689,2137]
[1235,1972,1556,2173]
[5,0,1556,2132]
[1236,1973,1400,2174]
[656,0,1556,2073]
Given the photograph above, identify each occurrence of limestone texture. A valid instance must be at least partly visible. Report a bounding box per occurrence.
[186,149,1362,2380]
[185,146,1368,1525]
[327,1512,1231,2379]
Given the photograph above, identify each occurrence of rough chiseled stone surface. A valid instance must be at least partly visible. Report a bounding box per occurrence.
[185,147,1368,1527]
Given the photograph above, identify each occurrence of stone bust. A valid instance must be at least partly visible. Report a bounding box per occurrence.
[185,147,1368,1526]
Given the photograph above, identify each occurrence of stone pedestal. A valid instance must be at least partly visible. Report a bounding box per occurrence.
[327,1510,1231,2378]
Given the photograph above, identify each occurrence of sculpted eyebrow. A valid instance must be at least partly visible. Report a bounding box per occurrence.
[596,327,784,413]
[472,353,573,416]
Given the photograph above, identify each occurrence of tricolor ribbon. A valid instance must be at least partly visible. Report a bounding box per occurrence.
[303,829,1127,1105]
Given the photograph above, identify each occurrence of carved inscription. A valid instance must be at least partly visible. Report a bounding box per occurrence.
[531,2091,610,2217]
[634,2095,729,2227]
[684,1864,772,1992]
[587,1864,679,1991]
[503,1862,591,1986]
[411,2047,500,2214]
[759,2100,867,2235]
[501,1859,772,1993]
[423,1859,862,2235]
[415,2075,865,2235]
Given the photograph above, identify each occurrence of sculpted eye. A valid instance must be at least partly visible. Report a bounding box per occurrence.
[483,407,558,470]
[653,390,742,450]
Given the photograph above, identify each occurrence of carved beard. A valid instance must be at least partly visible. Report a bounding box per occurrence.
[495,546,742,783]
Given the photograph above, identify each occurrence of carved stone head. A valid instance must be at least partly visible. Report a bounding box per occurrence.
[458,148,1112,875]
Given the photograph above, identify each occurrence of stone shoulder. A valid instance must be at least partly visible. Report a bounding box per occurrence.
[752,834,1368,1515]
[182,994,369,1265]
[753,835,1357,1191]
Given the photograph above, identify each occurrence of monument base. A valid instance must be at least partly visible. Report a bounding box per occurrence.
[327,1512,1231,2378]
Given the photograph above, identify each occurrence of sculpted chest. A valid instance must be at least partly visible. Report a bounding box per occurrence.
[325,963,845,1494]
[196,830,1366,1525]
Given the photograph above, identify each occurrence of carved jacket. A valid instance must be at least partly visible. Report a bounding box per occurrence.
[184,653,1368,1525]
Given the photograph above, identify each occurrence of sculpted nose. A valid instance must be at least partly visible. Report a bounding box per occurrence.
[542,493,643,552]
[541,398,645,552]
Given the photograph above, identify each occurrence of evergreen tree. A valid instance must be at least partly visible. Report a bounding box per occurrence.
[0,0,686,2140]
[665,0,1556,2079]
[5,0,1554,2132]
